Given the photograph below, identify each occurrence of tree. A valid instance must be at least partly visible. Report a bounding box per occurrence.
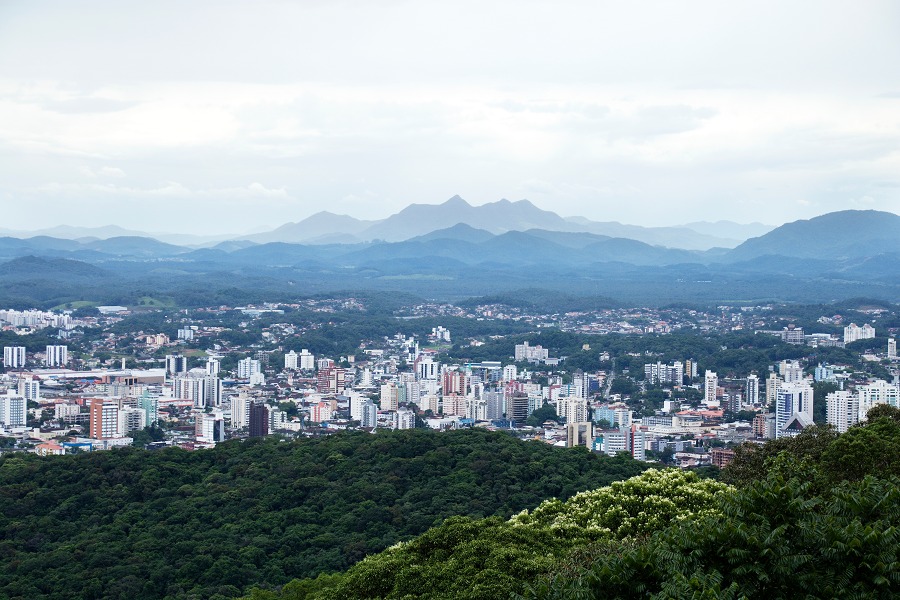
[527,403,562,427]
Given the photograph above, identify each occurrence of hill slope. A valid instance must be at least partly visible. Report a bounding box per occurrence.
[726,209,900,261]
[0,429,646,600]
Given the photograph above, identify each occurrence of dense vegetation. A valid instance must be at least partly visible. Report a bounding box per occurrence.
[523,413,900,598]
[246,408,900,600]
[0,429,646,600]
[245,470,730,600]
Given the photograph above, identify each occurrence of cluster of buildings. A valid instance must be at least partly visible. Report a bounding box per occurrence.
[2,300,898,472]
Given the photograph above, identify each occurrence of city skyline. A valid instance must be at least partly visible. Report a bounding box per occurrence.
[1,1,899,234]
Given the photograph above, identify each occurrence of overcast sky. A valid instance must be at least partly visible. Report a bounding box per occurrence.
[1,0,899,234]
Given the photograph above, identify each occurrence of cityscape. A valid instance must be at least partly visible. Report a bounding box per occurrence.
[2,1,900,599]
[1,300,897,470]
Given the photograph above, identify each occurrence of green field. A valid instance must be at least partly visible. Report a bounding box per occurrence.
[50,300,98,311]
[134,296,176,307]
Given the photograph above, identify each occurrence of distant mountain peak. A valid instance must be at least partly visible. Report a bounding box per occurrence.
[443,195,471,207]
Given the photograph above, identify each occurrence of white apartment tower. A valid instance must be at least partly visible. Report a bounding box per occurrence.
[416,357,439,381]
[844,323,875,344]
[704,371,718,405]
[889,338,897,359]
[284,350,299,370]
[746,374,759,406]
[779,360,804,383]
[857,380,900,421]
[826,390,859,433]
[206,357,221,377]
[237,358,261,379]
[558,396,589,424]
[766,373,782,407]
[298,350,315,370]
[17,377,40,401]
[0,392,26,427]
[174,370,223,409]
[3,346,26,369]
[230,394,251,428]
[44,345,68,367]
[396,409,416,430]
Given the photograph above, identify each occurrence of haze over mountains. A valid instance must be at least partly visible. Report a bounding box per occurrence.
[238,196,768,250]
[0,199,897,307]
[0,196,768,250]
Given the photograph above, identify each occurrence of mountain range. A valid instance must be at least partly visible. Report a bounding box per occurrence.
[239,196,764,250]
[0,204,897,307]
[0,196,769,251]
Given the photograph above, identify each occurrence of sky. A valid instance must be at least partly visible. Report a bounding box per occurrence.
[1,0,899,235]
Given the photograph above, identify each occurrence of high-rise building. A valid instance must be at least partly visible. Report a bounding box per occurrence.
[317,367,346,394]
[361,399,377,427]
[119,406,147,433]
[310,400,336,423]
[514,342,549,362]
[44,345,68,367]
[249,401,269,437]
[844,323,875,344]
[3,346,26,369]
[704,371,718,405]
[349,393,367,421]
[138,392,159,426]
[165,353,188,377]
[484,391,504,420]
[766,373,782,407]
[442,370,467,395]
[297,350,314,370]
[508,394,530,423]
[826,390,859,433]
[745,374,759,405]
[415,356,439,381]
[89,398,120,439]
[206,357,221,376]
[0,393,26,427]
[196,411,225,444]
[380,383,400,411]
[857,380,900,421]
[237,358,261,379]
[174,370,222,408]
[396,409,416,430]
[814,363,834,382]
[645,362,684,386]
[441,394,466,416]
[781,325,805,345]
[889,338,897,359]
[566,421,593,448]
[230,394,251,428]
[775,381,814,438]
[684,359,699,380]
[465,396,486,421]
[779,360,803,383]
[284,350,299,370]
[17,376,40,401]
[558,396,589,423]
[419,394,440,414]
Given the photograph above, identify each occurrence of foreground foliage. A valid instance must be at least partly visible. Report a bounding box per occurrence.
[522,407,900,599]
[247,470,731,600]
[0,429,647,600]
[525,473,900,599]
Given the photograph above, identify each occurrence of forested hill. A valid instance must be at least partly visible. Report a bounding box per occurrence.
[0,429,646,600]
[247,407,900,600]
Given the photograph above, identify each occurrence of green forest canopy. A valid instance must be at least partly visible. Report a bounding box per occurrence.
[0,429,646,600]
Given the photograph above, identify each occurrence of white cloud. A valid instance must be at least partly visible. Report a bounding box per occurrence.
[1,1,899,232]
